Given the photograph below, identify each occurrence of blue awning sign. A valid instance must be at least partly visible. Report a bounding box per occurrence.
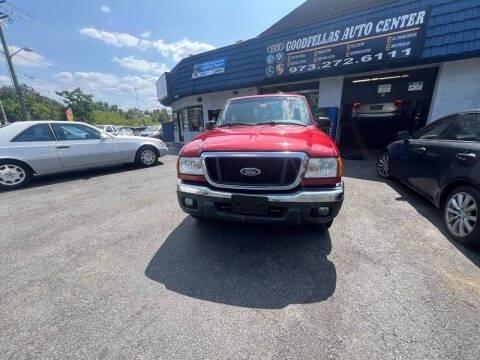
[192,58,226,79]
[265,8,431,78]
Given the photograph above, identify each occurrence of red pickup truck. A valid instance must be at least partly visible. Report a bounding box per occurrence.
[176,94,344,228]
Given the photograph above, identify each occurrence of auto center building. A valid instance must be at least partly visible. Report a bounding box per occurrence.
[157,0,480,157]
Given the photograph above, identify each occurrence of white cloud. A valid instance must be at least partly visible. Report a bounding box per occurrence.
[79,28,140,48]
[55,72,73,82]
[100,5,110,13]
[53,71,161,110]
[149,38,215,62]
[0,75,11,85]
[79,27,215,62]
[9,45,51,68]
[112,56,169,75]
[140,31,151,39]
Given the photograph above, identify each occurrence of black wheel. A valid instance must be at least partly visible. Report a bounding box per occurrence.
[377,152,391,179]
[0,160,33,190]
[135,146,158,167]
[443,186,480,248]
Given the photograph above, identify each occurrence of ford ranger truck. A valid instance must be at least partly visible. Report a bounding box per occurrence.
[176,94,344,228]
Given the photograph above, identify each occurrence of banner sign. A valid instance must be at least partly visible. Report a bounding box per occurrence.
[192,58,226,79]
[265,8,431,78]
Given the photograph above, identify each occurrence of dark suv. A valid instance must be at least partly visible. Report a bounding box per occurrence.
[377,110,480,247]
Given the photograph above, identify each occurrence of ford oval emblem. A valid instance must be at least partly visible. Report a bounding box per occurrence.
[240,167,261,176]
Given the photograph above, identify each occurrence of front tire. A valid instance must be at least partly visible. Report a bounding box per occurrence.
[136,146,159,167]
[443,186,480,248]
[0,160,33,190]
[377,152,391,179]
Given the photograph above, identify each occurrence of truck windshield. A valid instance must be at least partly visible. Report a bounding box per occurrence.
[218,96,312,127]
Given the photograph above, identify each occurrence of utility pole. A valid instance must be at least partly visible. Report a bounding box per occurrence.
[0,12,30,121]
[0,98,7,124]
[134,87,145,126]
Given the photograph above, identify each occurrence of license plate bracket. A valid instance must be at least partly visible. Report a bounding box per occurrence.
[231,195,269,215]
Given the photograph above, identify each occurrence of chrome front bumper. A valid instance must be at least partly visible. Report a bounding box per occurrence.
[177,181,344,203]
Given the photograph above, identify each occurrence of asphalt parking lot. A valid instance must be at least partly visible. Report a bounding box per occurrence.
[1,154,479,360]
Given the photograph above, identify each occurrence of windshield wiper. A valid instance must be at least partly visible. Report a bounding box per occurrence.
[217,122,254,127]
[256,121,307,127]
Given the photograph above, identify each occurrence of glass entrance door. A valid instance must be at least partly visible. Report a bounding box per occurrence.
[174,111,184,142]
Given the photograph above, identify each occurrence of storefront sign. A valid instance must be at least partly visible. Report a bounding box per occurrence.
[408,81,424,91]
[265,8,431,78]
[192,58,226,79]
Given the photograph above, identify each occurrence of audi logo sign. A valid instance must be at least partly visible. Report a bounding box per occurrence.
[266,42,285,54]
[240,168,261,176]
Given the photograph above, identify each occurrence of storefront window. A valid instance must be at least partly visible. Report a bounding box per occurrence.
[182,108,189,132]
[188,107,204,131]
[175,106,205,132]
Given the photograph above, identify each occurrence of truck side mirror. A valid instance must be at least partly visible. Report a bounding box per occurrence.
[206,120,216,131]
[316,117,332,129]
[397,131,410,141]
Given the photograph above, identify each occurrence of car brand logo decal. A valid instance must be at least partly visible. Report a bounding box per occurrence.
[265,66,275,77]
[267,42,285,54]
[275,52,284,63]
[276,63,285,75]
[240,168,261,176]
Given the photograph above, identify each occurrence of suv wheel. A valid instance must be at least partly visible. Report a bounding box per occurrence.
[0,161,33,190]
[444,186,480,247]
[377,152,391,178]
[136,146,158,167]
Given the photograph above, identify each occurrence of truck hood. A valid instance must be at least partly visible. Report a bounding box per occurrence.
[181,125,338,157]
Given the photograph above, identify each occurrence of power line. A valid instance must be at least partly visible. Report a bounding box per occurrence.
[19,73,162,110]
[14,53,133,95]
[0,8,29,120]
[1,2,161,109]
[0,4,160,89]
[20,73,145,98]
[13,52,158,103]
[4,1,34,20]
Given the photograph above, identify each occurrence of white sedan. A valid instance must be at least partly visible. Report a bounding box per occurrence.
[0,121,168,189]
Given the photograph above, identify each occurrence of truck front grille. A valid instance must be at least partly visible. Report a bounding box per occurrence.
[203,153,305,189]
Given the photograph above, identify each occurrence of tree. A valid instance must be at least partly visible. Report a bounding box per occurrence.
[126,108,143,120]
[0,84,170,126]
[0,85,64,122]
[56,88,95,122]
[94,101,110,112]
[150,108,171,123]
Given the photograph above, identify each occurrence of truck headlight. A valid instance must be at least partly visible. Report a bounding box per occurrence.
[178,157,203,175]
[305,158,338,178]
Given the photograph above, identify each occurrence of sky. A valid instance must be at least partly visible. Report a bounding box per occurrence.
[0,0,304,111]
